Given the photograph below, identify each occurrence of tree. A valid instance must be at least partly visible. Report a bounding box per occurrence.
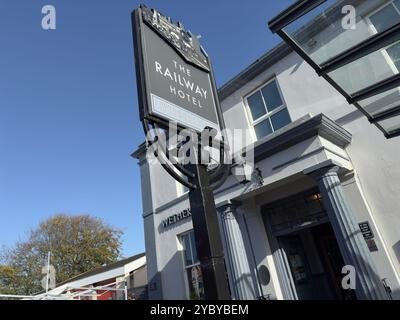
[0,214,122,296]
[0,265,19,295]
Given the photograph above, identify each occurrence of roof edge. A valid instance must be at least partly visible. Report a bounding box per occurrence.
[218,41,293,102]
[54,252,146,288]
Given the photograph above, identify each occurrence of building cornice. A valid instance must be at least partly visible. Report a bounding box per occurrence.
[253,113,352,163]
[131,142,147,160]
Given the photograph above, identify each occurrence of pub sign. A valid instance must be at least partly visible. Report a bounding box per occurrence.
[132,5,222,132]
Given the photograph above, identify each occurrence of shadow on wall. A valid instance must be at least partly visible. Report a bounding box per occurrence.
[237,213,277,300]
[148,251,189,300]
[231,270,258,300]
[290,60,303,75]
[393,241,400,266]
[334,110,363,126]
[391,288,400,300]
[147,272,163,300]
[339,228,394,300]
[392,241,400,300]
[352,252,394,300]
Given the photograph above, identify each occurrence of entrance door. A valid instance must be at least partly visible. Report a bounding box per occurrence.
[278,223,353,300]
[262,189,357,300]
[278,235,318,300]
[311,223,356,300]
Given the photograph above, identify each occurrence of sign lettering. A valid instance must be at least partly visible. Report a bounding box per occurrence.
[133,6,221,132]
[162,208,192,229]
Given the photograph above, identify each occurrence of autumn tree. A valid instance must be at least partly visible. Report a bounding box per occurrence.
[0,214,122,295]
[0,265,19,295]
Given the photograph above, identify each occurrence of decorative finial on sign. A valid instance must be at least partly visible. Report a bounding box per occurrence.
[141,6,210,71]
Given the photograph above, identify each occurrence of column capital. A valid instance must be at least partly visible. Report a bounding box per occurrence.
[303,160,342,181]
[309,165,340,181]
[217,200,240,220]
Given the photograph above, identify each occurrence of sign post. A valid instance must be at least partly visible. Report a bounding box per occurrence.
[186,144,231,300]
[132,5,231,300]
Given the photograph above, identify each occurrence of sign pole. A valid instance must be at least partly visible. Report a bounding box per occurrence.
[187,144,231,300]
[46,251,51,293]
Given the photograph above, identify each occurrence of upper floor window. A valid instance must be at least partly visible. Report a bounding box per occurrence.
[246,79,291,139]
[369,0,400,71]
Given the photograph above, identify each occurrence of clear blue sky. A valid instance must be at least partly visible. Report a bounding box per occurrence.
[0,0,294,257]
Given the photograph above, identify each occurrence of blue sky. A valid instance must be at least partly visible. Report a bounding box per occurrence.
[0,0,294,257]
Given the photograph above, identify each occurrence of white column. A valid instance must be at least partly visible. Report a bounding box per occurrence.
[219,204,257,300]
[308,165,388,300]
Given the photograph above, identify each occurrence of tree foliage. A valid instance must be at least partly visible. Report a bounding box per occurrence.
[0,214,122,296]
[0,265,19,295]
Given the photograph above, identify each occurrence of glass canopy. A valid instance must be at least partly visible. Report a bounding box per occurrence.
[269,0,400,138]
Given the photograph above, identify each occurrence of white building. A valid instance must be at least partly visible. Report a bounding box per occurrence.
[36,253,147,300]
[132,0,400,300]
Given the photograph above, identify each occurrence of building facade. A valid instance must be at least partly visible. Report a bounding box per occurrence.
[133,0,400,300]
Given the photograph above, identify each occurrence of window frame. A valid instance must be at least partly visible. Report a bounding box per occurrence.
[181,231,198,268]
[176,180,189,198]
[244,77,291,140]
[179,230,204,300]
[366,0,400,74]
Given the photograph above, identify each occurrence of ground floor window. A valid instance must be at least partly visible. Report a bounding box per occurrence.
[180,231,204,300]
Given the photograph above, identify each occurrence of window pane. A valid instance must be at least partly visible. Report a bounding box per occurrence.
[261,81,283,112]
[283,1,400,65]
[271,108,291,131]
[395,0,400,11]
[387,43,400,70]
[377,113,400,135]
[247,91,266,120]
[370,4,400,33]
[183,234,194,266]
[328,45,398,94]
[190,232,198,264]
[359,87,400,117]
[254,119,273,139]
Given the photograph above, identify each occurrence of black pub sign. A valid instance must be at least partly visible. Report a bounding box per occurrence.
[132,5,222,132]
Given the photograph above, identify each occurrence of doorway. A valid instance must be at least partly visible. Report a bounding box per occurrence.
[278,223,355,300]
[262,189,356,300]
